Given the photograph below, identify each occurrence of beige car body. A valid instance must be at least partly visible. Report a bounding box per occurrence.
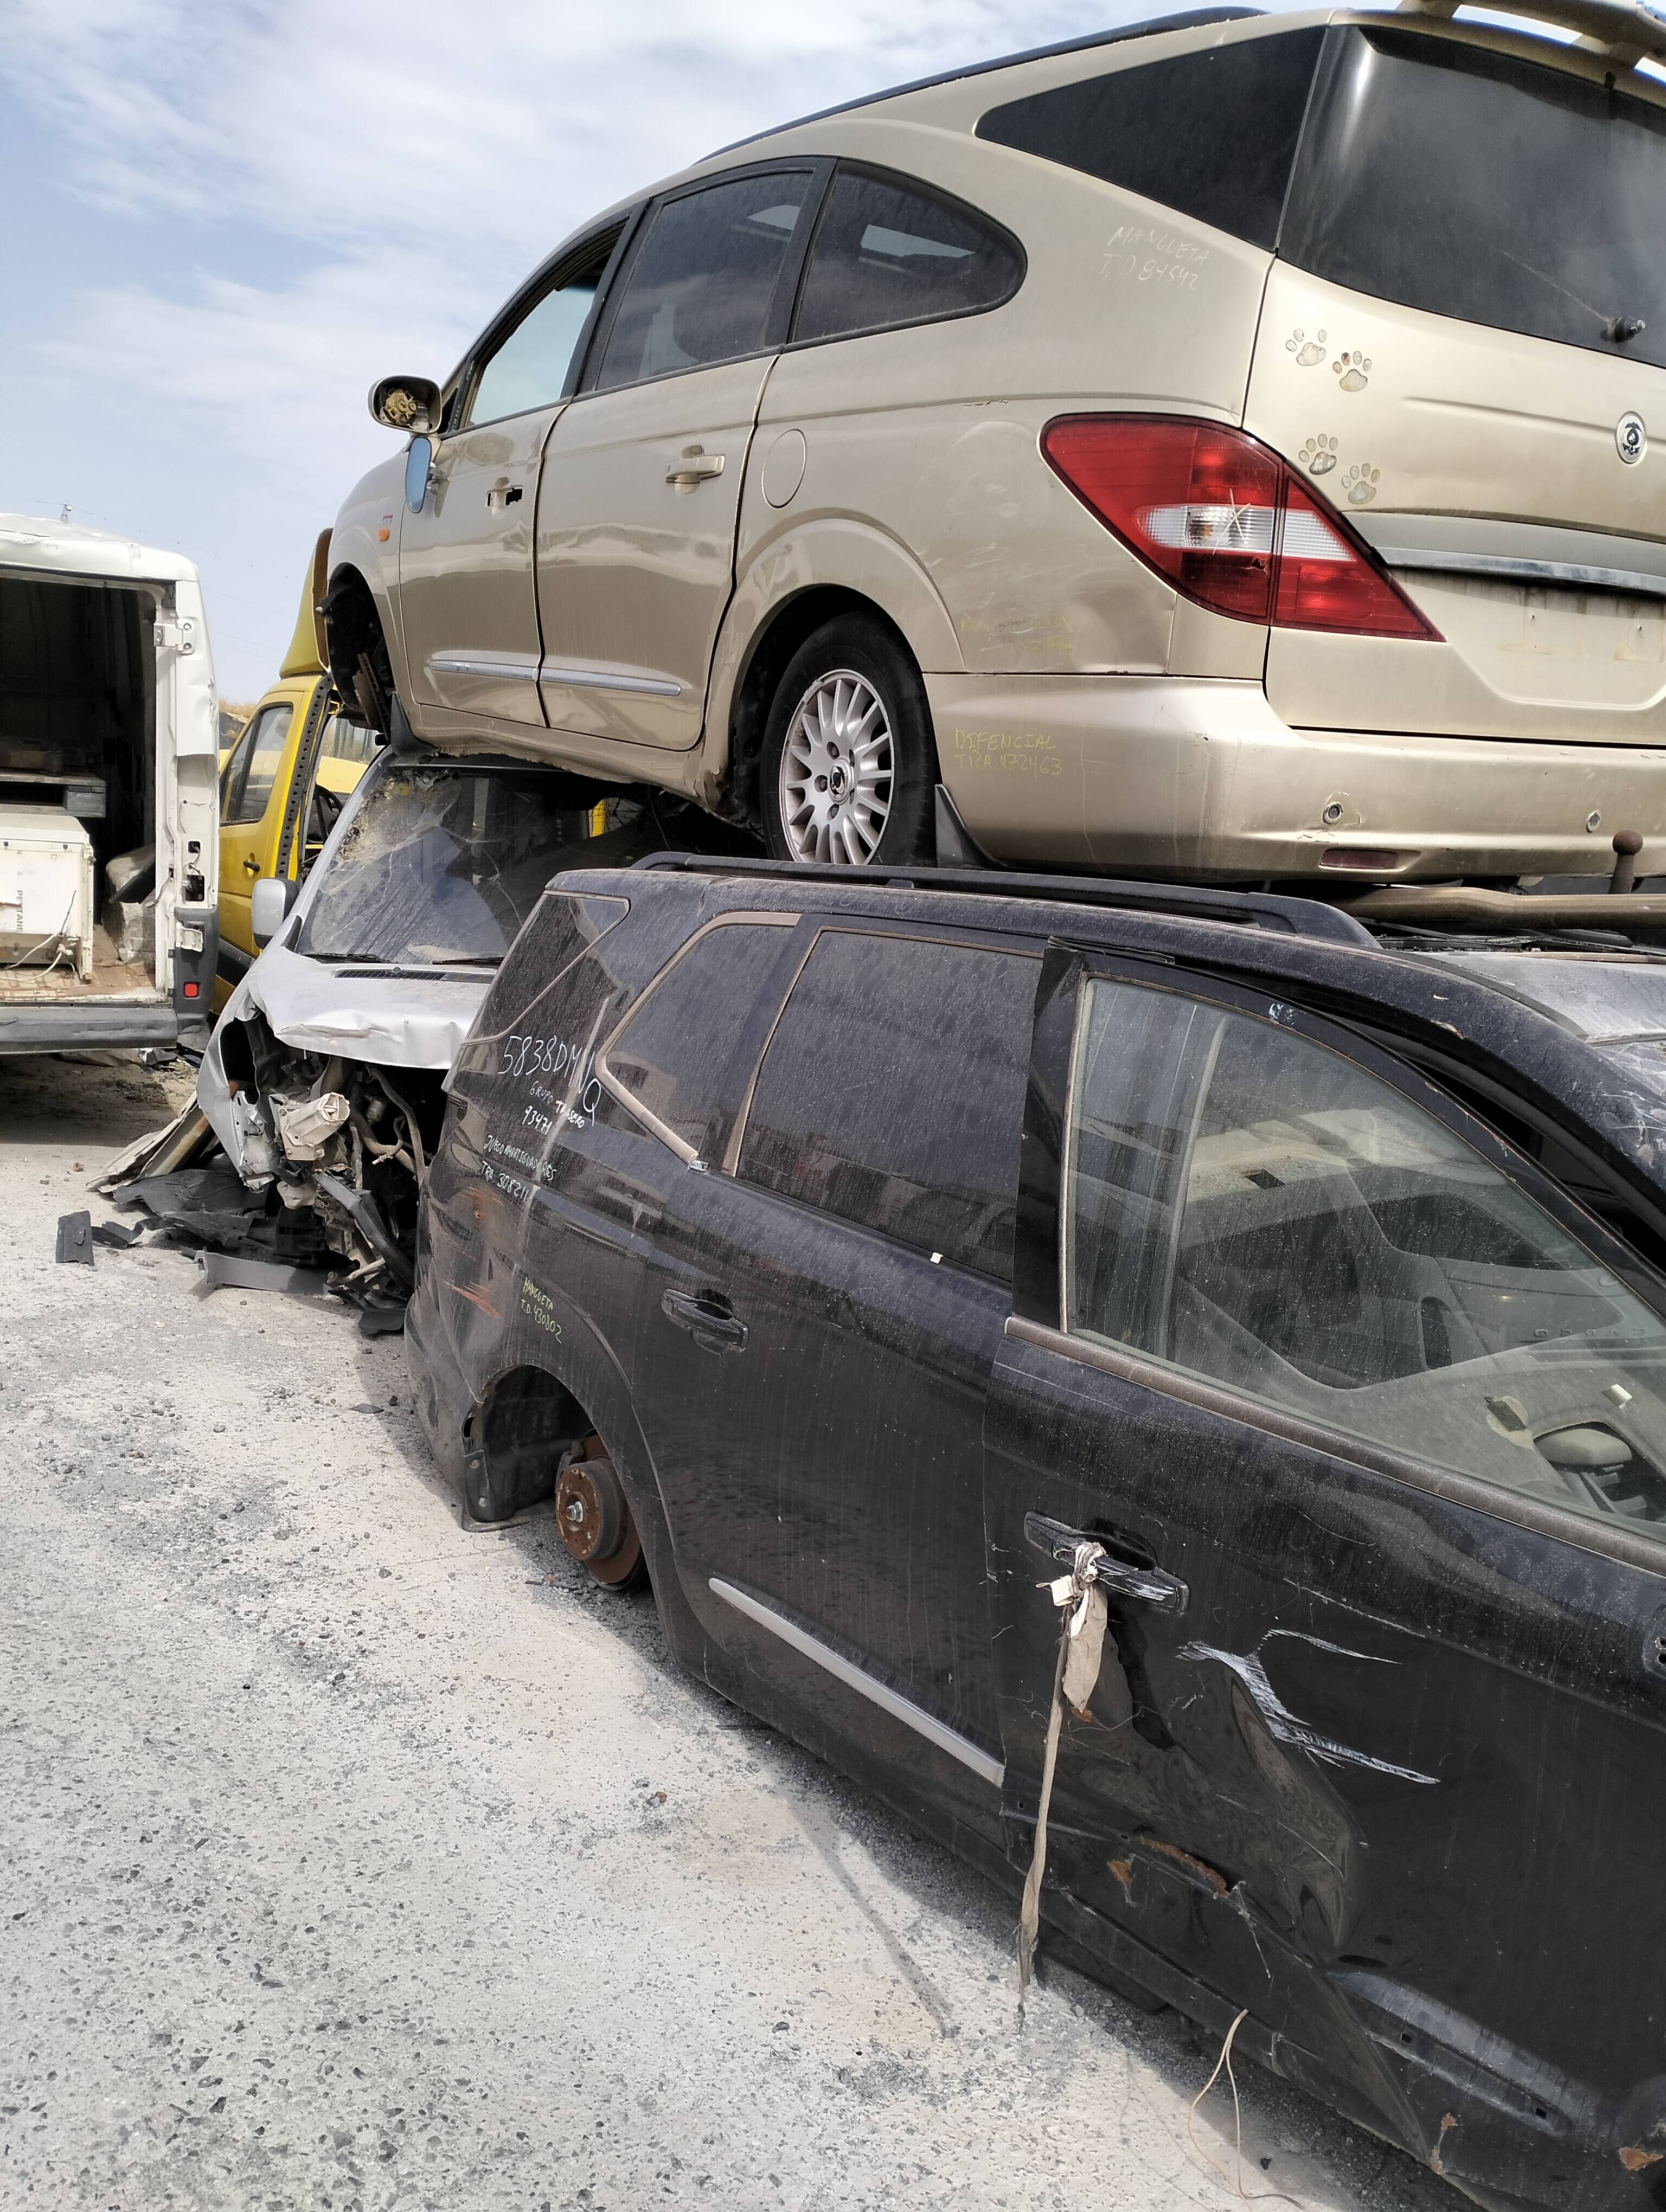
[329,0,1666,882]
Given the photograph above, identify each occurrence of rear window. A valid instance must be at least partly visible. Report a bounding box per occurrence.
[736,930,1038,1280]
[596,171,815,390]
[1283,27,1666,371]
[792,169,1022,344]
[976,30,1324,252]
[600,918,799,1162]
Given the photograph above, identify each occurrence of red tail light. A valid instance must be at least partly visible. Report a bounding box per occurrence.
[1040,415,1439,641]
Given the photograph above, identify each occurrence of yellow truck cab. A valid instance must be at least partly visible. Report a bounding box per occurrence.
[216,537,378,1007]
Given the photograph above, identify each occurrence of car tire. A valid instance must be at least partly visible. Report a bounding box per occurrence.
[760,616,937,866]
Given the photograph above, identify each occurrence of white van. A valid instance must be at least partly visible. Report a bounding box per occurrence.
[0,515,219,1052]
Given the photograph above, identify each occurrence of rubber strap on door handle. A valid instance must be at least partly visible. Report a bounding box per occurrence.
[1016,1538,1107,2009]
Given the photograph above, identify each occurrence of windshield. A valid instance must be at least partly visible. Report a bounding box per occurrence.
[1284,27,1666,371]
[296,766,594,967]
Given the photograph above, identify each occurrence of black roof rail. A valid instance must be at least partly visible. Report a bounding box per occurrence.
[628,853,1377,948]
[706,8,1263,159]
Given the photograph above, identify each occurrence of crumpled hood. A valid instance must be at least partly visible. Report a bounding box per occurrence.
[240,943,490,1069]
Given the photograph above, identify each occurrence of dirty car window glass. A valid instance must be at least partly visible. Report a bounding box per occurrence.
[604,922,797,1161]
[296,769,579,967]
[221,701,292,827]
[738,932,1037,1279]
[596,172,813,389]
[1283,27,1666,370]
[976,30,1324,253]
[1065,978,1666,1540]
[793,171,1021,343]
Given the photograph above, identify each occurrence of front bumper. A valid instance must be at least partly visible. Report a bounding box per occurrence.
[928,674,1666,882]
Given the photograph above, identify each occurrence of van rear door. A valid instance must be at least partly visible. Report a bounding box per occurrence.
[1247,23,1666,746]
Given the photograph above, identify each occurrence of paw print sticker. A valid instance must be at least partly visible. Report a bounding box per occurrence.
[1299,434,1339,477]
[1332,350,1372,393]
[1342,462,1379,506]
[1286,326,1327,366]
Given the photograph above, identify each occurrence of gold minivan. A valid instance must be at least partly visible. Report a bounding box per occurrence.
[328,0,1666,883]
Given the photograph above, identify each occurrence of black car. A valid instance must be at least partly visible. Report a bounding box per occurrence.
[408,856,1666,2212]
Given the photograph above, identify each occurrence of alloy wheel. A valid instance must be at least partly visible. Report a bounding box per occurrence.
[778,668,894,865]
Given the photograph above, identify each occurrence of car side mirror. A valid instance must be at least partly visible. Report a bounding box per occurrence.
[368,375,441,435]
[251,875,299,949]
[404,434,434,515]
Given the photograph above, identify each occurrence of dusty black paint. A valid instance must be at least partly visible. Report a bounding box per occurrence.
[410,861,1666,2212]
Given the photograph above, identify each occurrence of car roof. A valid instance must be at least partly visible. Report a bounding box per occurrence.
[0,511,203,587]
[540,853,1666,1214]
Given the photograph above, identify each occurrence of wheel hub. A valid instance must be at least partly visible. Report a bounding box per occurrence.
[779,669,893,865]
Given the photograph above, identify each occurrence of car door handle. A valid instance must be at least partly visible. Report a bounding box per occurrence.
[665,447,725,488]
[485,482,524,510]
[1024,1510,1189,1615]
[242,856,261,874]
[662,1287,747,1353]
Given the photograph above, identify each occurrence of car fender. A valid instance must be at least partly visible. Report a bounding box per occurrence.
[328,451,413,697]
[701,515,964,798]
[440,1253,711,1669]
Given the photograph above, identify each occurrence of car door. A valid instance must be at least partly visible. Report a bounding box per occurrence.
[396,228,623,726]
[535,164,824,751]
[601,918,1040,1818]
[985,942,1666,2202]
[215,684,315,994]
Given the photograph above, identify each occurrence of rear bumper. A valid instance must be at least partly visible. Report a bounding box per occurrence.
[0,999,181,1054]
[927,674,1666,881]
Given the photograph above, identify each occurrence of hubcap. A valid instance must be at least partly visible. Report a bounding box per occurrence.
[779,669,893,865]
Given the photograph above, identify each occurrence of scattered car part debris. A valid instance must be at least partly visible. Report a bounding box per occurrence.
[356,1300,407,1338]
[196,1251,326,1296]
[91,1219,146,1249]
[54,1210,94,1264]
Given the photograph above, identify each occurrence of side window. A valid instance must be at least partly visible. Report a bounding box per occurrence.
[976,29,1325,253]
[737,931,1039,1279]
[793,170,1022,344]
[1064,977,1666,1541]
[595,171,815,391]
[318,713,380,767]
[467,233,619,427]
[221,701,292,827]
[600,919,799,1162]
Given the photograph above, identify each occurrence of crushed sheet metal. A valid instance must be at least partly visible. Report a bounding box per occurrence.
[242,943,489,1071]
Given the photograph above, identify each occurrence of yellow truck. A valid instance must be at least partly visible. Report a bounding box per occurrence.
[215,536,378,1007]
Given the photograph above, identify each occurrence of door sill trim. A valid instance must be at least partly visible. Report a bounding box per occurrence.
[708,1576,1004,1789]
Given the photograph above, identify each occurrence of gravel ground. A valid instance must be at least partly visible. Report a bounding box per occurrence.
[0,1051,1458,2212]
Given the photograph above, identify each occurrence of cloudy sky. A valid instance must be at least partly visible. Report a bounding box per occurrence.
[8,0,1191,697]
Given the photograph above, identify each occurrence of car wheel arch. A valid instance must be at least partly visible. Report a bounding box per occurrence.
[704,524,963,820]
[321,560,403,737]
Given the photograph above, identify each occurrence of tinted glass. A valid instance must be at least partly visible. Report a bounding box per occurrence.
[738,931,1038,1279]
[222,700,292,827]
[1066,978,1666,1541]
[977,30,1323,252]
[295,768,591,966]
[471,273,601,425]
[597,172,813,390]
[793,170,1020,343]
[1284,28,1666,370]
[604,922,797,1161]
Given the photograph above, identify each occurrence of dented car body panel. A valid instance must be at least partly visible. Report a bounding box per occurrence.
[407,859,1666,2209]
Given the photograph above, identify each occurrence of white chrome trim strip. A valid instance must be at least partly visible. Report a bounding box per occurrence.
[541,663,681,698]
[1383,548,1666,599]
[428,653,541,682]
[709,1576,1004,1789]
